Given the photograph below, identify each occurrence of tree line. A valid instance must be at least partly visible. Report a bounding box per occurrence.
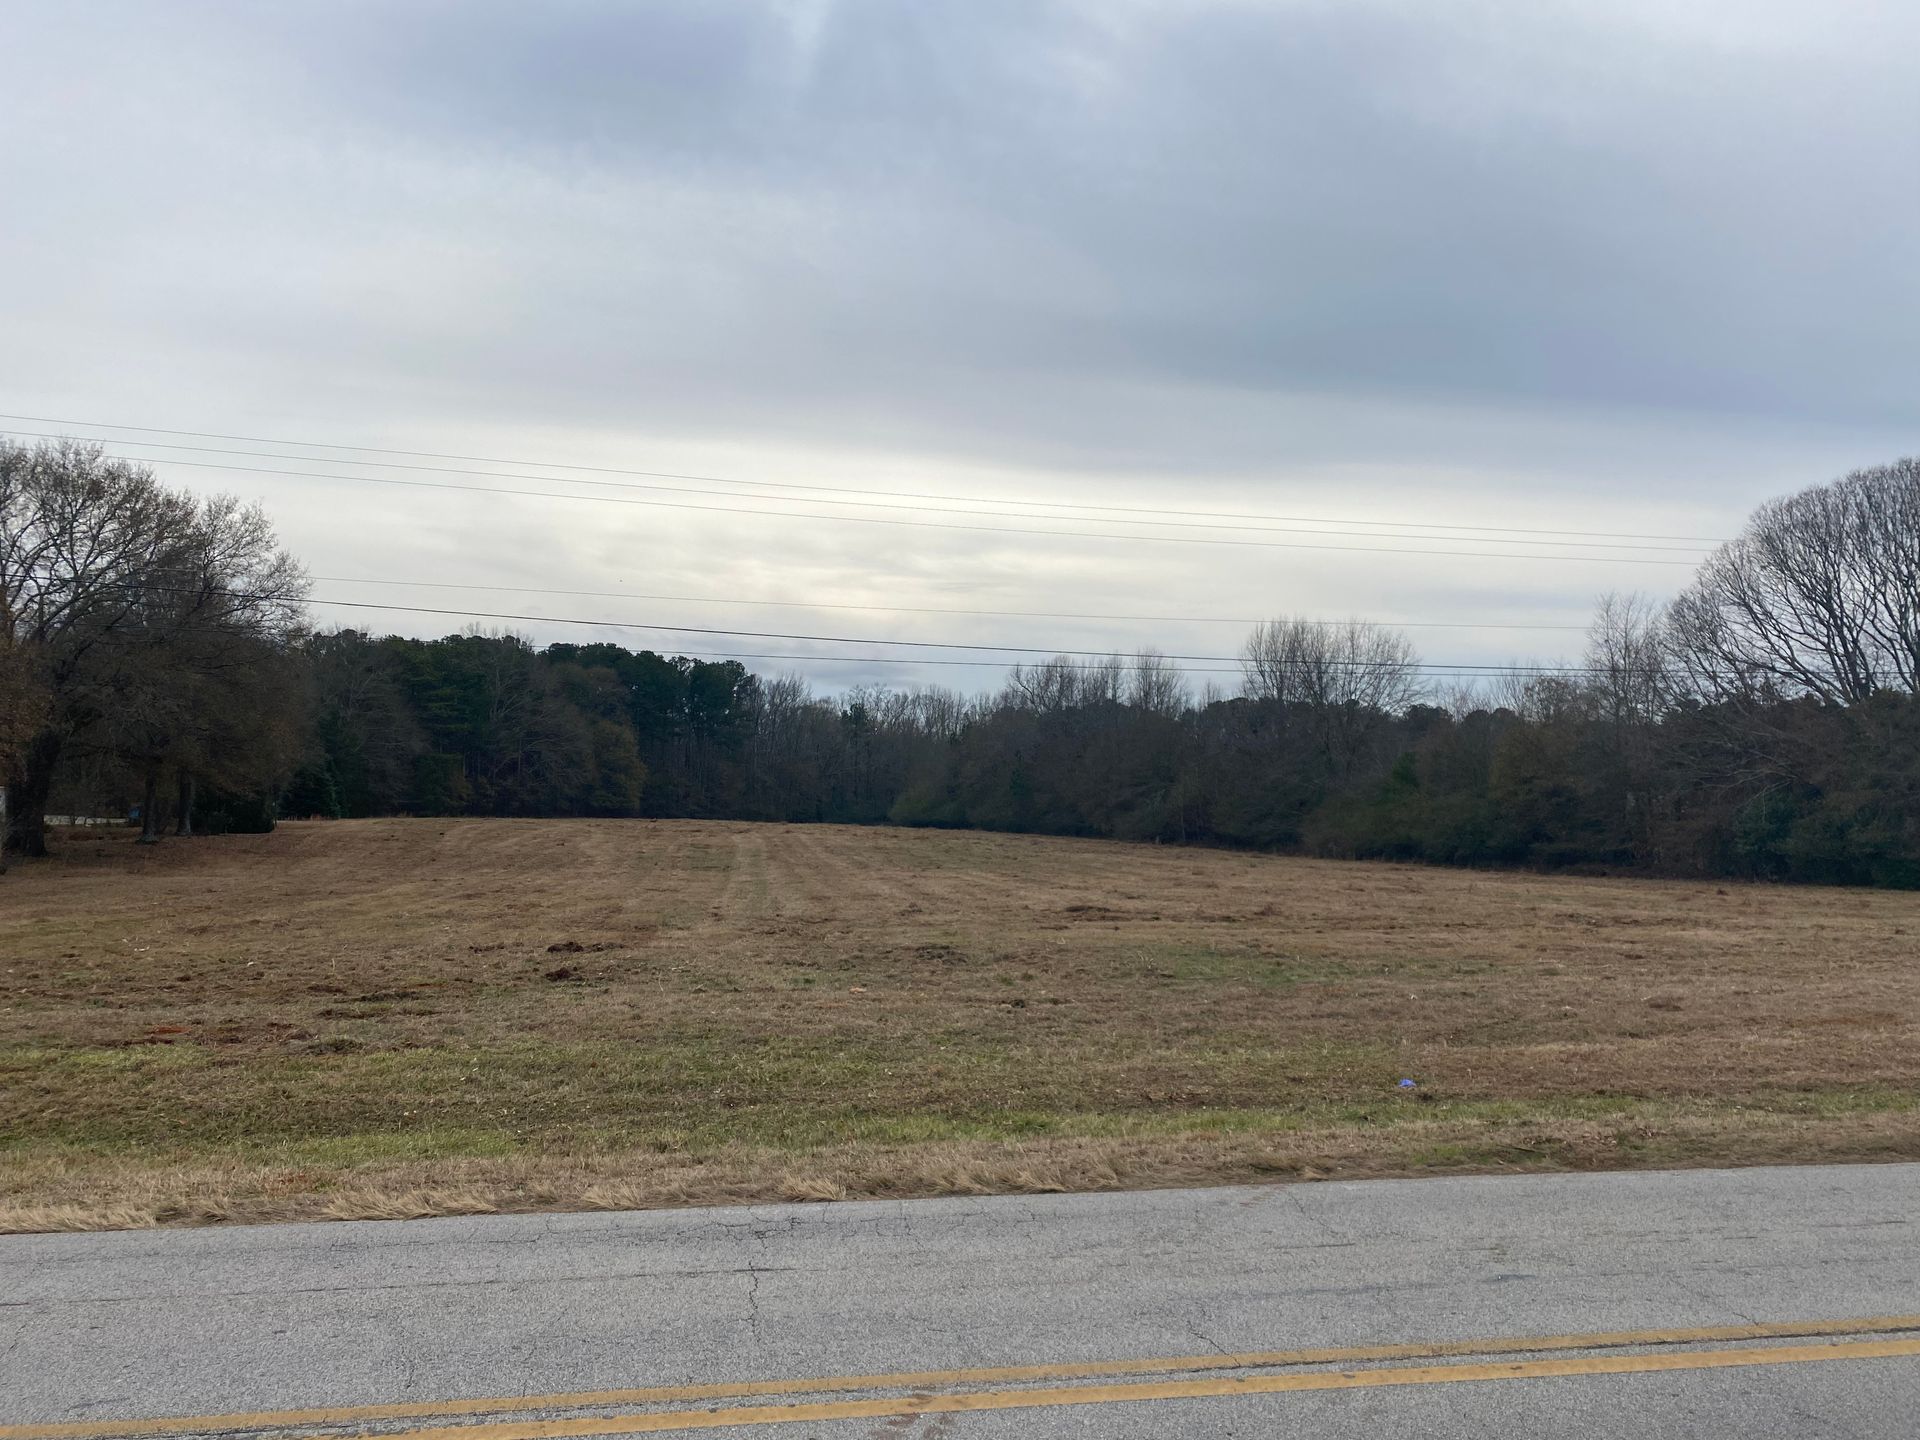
[3,441,1915,886]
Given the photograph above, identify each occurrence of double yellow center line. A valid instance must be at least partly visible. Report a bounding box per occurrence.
[10,1316,1920,1438]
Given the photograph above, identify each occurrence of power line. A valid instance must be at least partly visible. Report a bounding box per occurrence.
[300,593,1614,674]
[0,427,1712,555]
[635,651,1245,675]
[37,577,1609,677]
[307,574,1594,631]
[305,595,1249,659]
[599,650,1577,681]
[45,446,1705,567]
[0,413,1729,544]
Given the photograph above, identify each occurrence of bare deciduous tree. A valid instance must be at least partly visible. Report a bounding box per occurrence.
[1241,618,1422,710]
[2,442,198,852]
[0,441,307,855]
[1586,592,1671,730]
[1003,656,1101,713]
[907,685,968,741]
[1128,648,1188,718]
[1477,665,1591,725]
[1666,458,1920,704]
[1241,617,1422,769]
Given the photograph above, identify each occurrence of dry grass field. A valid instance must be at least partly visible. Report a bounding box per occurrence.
[2,818,1916,1231]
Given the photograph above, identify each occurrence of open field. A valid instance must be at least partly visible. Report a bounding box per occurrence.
[2,818,1917,1231]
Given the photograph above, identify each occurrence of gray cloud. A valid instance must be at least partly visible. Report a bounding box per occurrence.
[2,0,1914,687]
[242,0,1920,423]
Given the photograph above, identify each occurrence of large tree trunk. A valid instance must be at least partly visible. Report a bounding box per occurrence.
[137,763,162,845]
[175,771,196,837]
[3,731,62,859]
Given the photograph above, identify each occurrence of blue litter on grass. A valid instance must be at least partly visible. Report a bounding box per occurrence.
[1397,1078,1416,1089]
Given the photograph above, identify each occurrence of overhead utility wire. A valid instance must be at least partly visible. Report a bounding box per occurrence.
[75,580,1607,677]
[673,653,1601,680]
[54,448,1705,567]
[295,593,1632,674]
[0,427,1712,555]
[0,413,1729,544]
[307,574,1594,631]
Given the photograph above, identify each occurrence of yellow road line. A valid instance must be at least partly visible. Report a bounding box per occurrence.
[6,1316,1919,1440]
[338,1338,1920,1438]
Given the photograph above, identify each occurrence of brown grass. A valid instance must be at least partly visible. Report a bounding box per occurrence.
[2,819,1915,1231]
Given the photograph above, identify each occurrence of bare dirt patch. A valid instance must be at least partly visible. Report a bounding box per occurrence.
[2,819,1915,1230]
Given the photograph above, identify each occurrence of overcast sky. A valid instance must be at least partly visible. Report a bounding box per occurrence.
[4,0,1915,694]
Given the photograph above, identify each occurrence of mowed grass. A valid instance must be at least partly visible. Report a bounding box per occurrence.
[2,818,1916,1230]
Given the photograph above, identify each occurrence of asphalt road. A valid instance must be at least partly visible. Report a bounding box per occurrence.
[4,1163,1917,1438]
